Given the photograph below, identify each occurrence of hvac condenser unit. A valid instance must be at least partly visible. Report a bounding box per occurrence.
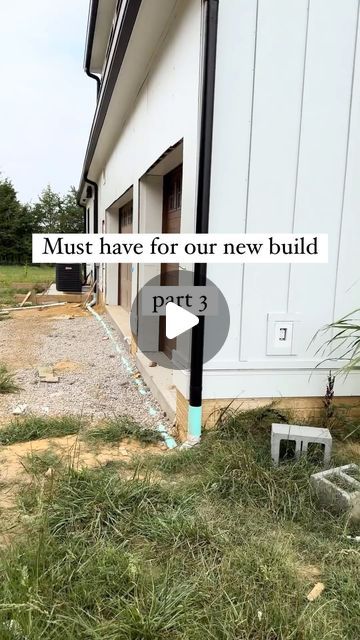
[55,264,82,293]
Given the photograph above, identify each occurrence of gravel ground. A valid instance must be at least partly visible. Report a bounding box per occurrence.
[0,307,166,428]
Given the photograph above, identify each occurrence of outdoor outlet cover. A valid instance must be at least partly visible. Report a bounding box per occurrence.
[267,312,301,356]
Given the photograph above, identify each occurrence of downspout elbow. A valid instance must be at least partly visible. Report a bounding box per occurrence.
[85,69,101,98]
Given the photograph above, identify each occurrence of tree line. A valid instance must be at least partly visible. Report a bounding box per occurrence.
[0,177,84,264]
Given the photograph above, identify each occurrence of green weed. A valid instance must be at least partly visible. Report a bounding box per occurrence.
[0,363,18,394]
[21,449,62,476]
[85,416,163,447]
[0,415,82,445]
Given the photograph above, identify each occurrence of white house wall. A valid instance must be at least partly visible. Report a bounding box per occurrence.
[87,0,360,401]
[91,0,203,310]
[96,0,202,226]
[179,0,360,401]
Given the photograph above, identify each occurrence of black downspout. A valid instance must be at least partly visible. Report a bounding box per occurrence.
[86,70,101,98]
[84,175,99,294]
[77,201,87,233]
[78,201,87,282]
[188,0,219,439]
[85,175,99,234]
[85,0,101,98]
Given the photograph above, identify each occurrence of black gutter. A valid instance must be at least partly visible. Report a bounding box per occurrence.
[84,0,101,97]
[79,202,87,233]
[74,197,88,282]
[189,0,219,416]
[79,0,142,198]
[84,175,99,234]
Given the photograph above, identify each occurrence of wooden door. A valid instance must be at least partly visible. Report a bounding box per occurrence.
[118,201,133,311]
[159,165,182,358]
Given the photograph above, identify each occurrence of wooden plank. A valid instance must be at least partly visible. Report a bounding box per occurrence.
[82,280,97,308]
[36,294,85,304]
[19,291,31,307]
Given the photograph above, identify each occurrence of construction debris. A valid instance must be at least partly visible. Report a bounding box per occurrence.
[82,280,97,308]
[38,367,59,384]
[310,464,360,514]
[12,404,28,416]
[307,582,325,602]
[0,302,67,313]
[19,291,32,307]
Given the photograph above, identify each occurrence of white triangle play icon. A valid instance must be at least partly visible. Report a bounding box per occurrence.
[165,302,199,339]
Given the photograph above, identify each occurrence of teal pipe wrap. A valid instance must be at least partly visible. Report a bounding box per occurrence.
[188,405,202,440]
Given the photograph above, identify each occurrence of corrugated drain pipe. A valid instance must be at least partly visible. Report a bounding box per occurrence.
[187,0,219,443]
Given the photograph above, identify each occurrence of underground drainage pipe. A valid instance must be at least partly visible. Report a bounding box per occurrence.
[85,300,177,450]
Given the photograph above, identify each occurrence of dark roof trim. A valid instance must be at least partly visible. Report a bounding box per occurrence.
[79,0,143,199]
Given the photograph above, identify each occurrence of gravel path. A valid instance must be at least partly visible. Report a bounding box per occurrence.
[0,307,166,428]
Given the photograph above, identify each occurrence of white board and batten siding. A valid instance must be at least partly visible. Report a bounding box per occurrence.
[199,0,360,400]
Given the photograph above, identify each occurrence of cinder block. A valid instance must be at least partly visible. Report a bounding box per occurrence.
[310,464,360,513]
[271,423,332,466]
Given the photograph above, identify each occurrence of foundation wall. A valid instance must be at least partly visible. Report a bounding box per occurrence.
[176,390,360,442]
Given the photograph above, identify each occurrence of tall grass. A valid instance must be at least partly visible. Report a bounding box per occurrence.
[0,364,18,394]
[317,308,360,375]
[85,416,164,447]
[0,415,82,445]
[0,407,359,638]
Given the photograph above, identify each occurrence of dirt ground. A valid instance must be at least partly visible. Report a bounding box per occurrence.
[0,304,170,545]
[0,304,165,425]
[0,432,165,547]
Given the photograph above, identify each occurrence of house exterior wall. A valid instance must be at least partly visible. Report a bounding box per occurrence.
[92,0,202,310]
[83,0,360,411]
[175,0,360,402]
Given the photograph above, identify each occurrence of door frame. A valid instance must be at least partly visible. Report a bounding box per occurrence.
[159,164,182,358]
[118,200,133,310]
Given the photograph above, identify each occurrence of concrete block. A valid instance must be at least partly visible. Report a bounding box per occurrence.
[271,423,332,466]
[310,464,360,513]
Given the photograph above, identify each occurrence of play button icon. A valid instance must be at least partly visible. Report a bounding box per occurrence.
[130,269,230,371]
[165,302,199,340]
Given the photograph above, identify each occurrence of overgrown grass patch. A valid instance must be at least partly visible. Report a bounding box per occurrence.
[0,265,54,307]
[85,415,164,447]
[0,265,54,287]
[21,449,63,476]
[0,363,18,394]
[0,415,82,445]
[0,406,359,638]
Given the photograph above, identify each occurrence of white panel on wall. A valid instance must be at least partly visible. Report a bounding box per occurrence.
[207,0,259,363]
[333,13,360,320]
[209,0,258,231]
[288,0,359,358]
[240,0,309,361]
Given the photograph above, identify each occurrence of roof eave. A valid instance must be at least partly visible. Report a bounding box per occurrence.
[78,0,143,202]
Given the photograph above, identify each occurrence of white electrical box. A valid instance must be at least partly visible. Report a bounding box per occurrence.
[267,313,301,356]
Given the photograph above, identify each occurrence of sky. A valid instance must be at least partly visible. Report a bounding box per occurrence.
[0,0,95,203]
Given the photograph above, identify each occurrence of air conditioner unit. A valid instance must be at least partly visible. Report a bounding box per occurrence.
[56,264,82,293]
